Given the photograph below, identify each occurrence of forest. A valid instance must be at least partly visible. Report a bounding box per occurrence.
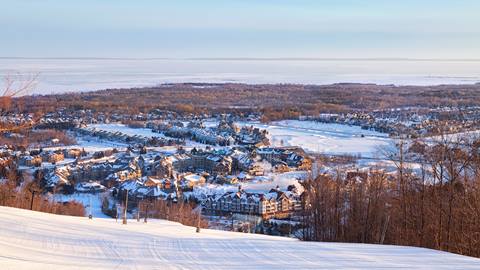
[0,166,85,217]
[300,136,480,258]
[13,82,480,121]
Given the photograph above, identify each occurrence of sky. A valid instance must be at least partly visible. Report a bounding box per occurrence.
[1,0,479,59]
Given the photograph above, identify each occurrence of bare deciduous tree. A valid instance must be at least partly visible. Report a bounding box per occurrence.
[302,136,480,258]
[0,73,38,132]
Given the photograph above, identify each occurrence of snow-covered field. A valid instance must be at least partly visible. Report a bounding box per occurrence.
[46,136,128,153]
[1,206,479,269]
[86,121,393,157]
[89,123,166,138]
[242,120,392,157]
[86,123,225,150]
[52,192,110,218]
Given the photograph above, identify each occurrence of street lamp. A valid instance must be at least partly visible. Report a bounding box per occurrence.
[196,204,202,233]
[123,191,128,225]
[144,200,149,223]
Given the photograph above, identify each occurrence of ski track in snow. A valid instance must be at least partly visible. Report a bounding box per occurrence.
[1,207,480,269]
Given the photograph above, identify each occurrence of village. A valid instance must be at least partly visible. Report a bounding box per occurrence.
[1,110,320,233]
[302,105,480,137]
[2,102,480,234]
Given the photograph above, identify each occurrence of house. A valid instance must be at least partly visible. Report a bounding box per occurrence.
[48,152,65,164]
[75,181,106,193]
[256,146,311,170]
[118,179,171,201]
[180,173,206,189]
[203,187,298,219]
[153,156,175,178]
[18,155,42,167]
[144,177,163,187]
[172,150,233,175]
[65,148,83,159]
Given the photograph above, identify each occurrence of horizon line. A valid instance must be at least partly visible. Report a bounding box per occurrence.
[2,56,480,62]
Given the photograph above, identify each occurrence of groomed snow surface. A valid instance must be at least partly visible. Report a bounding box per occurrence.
[1,207,479,269]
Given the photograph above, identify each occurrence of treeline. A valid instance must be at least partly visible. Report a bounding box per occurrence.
[301,137,480,258]
[139,199,208,228]
[14,83,480,119]
[0,161,85,216]
[0,129,76,150]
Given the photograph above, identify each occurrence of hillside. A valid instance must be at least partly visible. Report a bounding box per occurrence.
[1,206,479,269]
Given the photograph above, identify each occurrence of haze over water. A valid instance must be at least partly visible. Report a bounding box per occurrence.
[1,58,480,95]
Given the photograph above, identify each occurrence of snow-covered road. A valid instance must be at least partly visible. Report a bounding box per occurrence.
[1,206,479,269]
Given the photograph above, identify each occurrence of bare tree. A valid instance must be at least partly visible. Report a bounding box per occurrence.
[0,73,38,132]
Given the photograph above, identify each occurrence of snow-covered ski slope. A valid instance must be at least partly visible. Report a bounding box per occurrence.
[1,207,479,269]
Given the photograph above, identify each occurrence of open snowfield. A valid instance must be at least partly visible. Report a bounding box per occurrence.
[1,207,480,269]
[88,121,392,157]
[89,123,165,138]
[242,120,392,157]
[87,123,225,150]
[47,137,128,153]
[52,192,110,218]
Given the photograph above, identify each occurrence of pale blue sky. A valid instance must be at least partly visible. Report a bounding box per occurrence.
[1,0,479,58]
